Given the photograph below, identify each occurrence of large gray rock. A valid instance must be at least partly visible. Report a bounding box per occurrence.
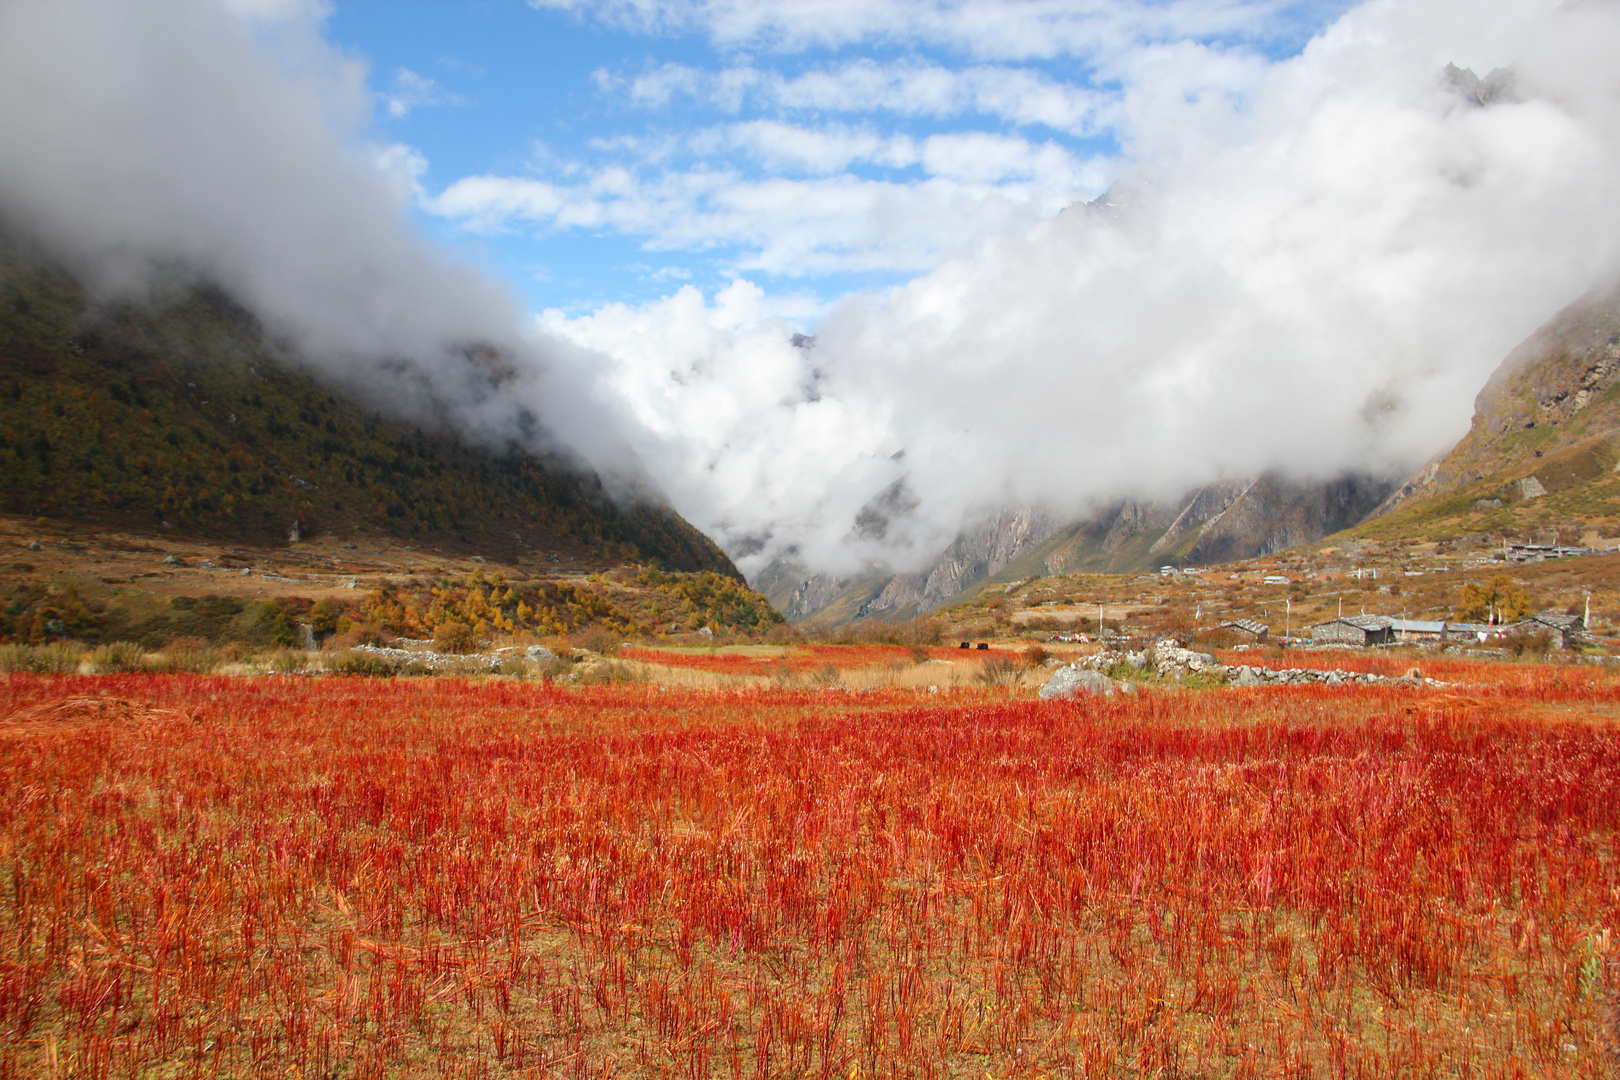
[1158,645,1218,670]
[525,645,558,662]
[1040,665,1132,700]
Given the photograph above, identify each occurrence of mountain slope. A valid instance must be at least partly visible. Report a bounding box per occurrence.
[1358,280,1620,542]
[0,245,739,577]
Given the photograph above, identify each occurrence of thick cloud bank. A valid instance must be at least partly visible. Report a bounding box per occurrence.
[0,0,636,479]
[545,0,1620,577]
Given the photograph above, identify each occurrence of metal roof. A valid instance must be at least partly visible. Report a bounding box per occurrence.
[1310,615,1393,631]
[1391,619,1448,633]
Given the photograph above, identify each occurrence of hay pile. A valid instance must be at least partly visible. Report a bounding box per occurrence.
[0,695,177,736]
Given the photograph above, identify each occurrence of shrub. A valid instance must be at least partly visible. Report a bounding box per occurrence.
[1503,629,1554,660]
[309,598,343,639]
[1022,644,1050,667]
[1197,627,1243,650]
[327,650,395,677]
[533,655,573,682]
[762,622,803,645]
[148,636,221,674]
[269,649,311,674]
[570,625,622,657]
[974,654,1025,688]
[0,642,81,674]
[325,622,387,650]
[87,641,146,673]
[244,601,298,648]
[217,642,254,664]
[575,659,640,685]
[432,620,481,655]
[825,617,941,647]
[810,663,842,687]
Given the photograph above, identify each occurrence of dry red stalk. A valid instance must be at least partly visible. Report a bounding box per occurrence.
[0,670,1617,1076]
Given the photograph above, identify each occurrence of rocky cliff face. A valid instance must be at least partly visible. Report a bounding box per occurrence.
[1147,482,1249,556]
[1185,473,1395,565]
[766,470,1396,626]
[768,506,1062,624]
[861,506,1062,619]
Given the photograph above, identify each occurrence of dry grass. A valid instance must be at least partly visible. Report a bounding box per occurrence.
[604,652,1040,691]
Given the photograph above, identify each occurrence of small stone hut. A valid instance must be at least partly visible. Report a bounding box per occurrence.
[1220,618,1269,641]
[1308,615,1394,646]
[1511,611,1586,648]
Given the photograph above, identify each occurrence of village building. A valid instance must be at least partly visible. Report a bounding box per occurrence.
[1220,618,1269,641]
[1505,541,1598,564]
[1307,615,1394,646]
[1391,619,1448,643]
[1511,611,1586,648]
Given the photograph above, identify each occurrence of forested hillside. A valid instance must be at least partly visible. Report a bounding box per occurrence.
[0,241,737,577]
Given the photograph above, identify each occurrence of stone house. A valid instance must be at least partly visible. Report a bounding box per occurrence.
[1308,615,1394,646]
[1219,618,1269,641]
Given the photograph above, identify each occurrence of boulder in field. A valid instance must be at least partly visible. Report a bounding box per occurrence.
[1040,665,1132,700]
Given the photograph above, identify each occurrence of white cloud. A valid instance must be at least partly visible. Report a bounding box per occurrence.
[371,141,430,201]
[541,0,1620,579]
[707,120,911,175]
[529,0,1327,61]
[597,58,1111,134]
[11,0,1613,596]
[536,280,878,560]
[430,139,1099,276]
[380,67,466,118]
[917,131,1082,184]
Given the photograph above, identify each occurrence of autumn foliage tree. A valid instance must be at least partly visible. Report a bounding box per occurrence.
[1457,574,1531,624]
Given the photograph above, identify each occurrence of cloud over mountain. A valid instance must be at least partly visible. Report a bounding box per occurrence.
[540,0,1620,577]
[0,0,637,479]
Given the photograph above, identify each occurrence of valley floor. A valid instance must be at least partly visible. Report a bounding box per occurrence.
[3,659,1618,1077]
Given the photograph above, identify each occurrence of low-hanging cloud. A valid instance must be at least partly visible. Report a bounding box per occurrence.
[0,0,640,483]
[543,0,1620,579]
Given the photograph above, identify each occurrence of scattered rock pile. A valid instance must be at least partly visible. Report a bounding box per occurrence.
[1227,666,1444,688]
[1083,643,1222,679]
[1040,640,1449,698]
[349,644,500,672]
[346,642,571,675]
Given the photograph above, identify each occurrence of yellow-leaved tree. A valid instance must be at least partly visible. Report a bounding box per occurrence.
[1457,576,1531,624]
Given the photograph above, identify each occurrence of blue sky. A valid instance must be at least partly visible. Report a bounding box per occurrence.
[323,0,1355,318]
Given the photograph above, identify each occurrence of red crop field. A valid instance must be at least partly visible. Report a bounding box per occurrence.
[2,668,1619,1078]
